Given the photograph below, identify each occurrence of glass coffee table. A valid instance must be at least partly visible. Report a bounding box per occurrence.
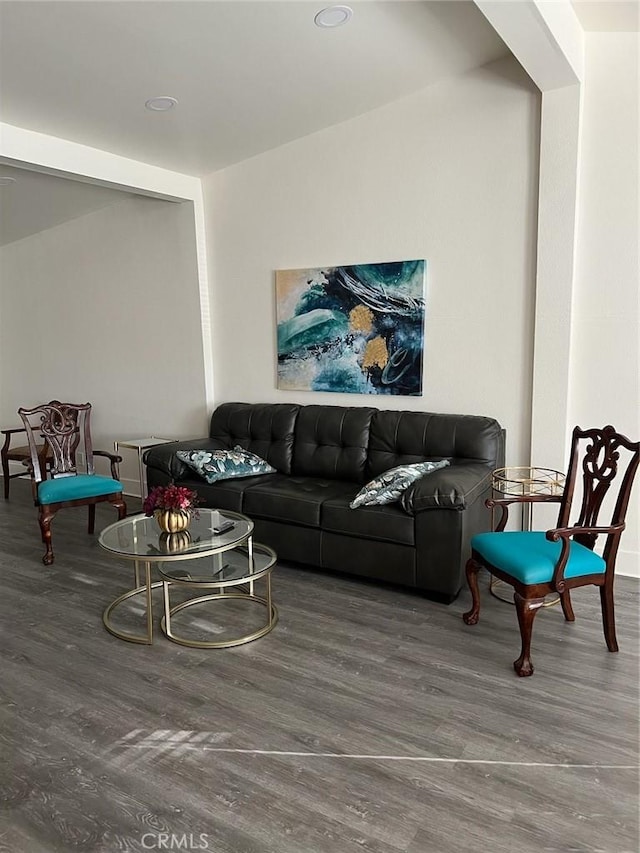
[99,508,278,647]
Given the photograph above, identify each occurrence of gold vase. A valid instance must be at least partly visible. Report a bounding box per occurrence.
[154,509,191,534]
[159,531,192,553]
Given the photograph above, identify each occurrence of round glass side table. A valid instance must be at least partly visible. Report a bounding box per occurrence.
[489,466,566,606]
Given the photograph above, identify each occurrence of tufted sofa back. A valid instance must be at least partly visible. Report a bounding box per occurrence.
[367,410,504,478]
[208,402,503,482]
[292,405,376,483]
[209,402,300,474]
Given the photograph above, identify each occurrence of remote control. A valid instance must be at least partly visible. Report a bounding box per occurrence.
[213,520,235,535]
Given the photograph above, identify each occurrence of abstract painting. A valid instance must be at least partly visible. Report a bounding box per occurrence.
[276,260,426,395]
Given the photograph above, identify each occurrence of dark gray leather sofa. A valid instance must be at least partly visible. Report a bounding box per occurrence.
[144,402,504,603]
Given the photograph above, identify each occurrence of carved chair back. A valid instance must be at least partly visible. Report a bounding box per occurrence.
[556,425,640,567]
[18,401,95,485]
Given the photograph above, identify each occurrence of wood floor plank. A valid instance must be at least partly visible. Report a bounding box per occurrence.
[1,480,638,852]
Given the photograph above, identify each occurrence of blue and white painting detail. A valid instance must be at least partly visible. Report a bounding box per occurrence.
[276,260,426,395]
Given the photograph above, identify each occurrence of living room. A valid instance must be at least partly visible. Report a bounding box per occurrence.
[0,2,638,851]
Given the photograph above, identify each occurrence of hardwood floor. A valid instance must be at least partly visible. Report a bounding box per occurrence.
[1,480,638,852]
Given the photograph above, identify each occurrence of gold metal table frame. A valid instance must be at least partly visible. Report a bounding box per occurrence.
[159,542,278,649]
[99,509,276,646]
[112,437,172,500]
[102,561,162,645]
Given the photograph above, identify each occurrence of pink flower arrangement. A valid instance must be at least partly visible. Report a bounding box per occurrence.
[143,484,200,517]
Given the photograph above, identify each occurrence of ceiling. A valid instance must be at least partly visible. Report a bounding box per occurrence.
[0,165,144,247]
[0,1,637,248]
[0,1,508,177]
[571,1,639,31]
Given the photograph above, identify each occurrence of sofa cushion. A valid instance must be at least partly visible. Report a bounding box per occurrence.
[292,405,376,482]
[367,410,504,478]
[243,475,356,527]
[167,473,271,514]
[209,402,299,474]
[177,446,275,484]
[350,460,450,509]
[322,496,415,546]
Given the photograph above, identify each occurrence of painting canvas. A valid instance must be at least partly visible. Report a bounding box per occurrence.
[276,260,426,395]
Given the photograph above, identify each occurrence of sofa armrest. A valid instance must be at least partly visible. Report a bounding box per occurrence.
[143,439,225,481]
[401,462,493,512]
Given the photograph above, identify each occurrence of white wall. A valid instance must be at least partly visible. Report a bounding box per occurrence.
[0,196,208,495]
[570,33,640,576]
[0,123,216,413]
[204,58,540,468]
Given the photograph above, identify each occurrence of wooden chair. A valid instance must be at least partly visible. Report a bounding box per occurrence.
[463,425,640,676]
[18,401,127,565]
[1,427,51,499]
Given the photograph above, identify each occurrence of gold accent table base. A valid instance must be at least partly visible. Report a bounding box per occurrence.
[99,509,260,645]
[160,582,278,649]
[102,569,163,645]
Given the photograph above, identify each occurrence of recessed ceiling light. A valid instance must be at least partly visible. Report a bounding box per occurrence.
[145,96,178,112]
[314,5,353,28]
[0,176,16,186]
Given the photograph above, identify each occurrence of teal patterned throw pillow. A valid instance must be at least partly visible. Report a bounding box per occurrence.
[177,445,276,484]
[350,460,450,509]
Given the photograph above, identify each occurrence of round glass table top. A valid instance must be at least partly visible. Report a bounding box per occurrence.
[98,508,253,561]
[492,466,565,497]
[158,542,277,586]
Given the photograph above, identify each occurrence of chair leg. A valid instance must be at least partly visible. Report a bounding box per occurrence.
[560,590,575,622]
[115,498,127,520]
[88,504,96,534]
[1,451,9,500]
[513,593,545,677]
[39,507,55,566]
[462,558,482,625]
[599,580,618,653]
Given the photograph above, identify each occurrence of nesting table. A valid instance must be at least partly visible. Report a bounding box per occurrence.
[99,508,278,647]
[112,437,173,498]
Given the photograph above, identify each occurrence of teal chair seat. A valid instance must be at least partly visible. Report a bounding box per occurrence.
[38,474,123,505]
[471,531,605,586]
